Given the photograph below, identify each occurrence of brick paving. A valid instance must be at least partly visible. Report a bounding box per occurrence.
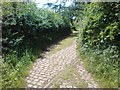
[26,41,78,88]
[26,39,99,88]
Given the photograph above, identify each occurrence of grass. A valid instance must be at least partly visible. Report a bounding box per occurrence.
[47,31,79,55]
[48,64,88,88]
[83,57,118,88]
[77,46,119,88]
[0,56,3,90]
[2,52,34,88]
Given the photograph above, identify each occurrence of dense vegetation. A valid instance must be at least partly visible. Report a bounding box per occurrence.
[2,2,71,88]
[77,2,120,87]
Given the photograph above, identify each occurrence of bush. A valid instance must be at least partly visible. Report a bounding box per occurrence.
[77,2,120,88]
[2,2,71,88]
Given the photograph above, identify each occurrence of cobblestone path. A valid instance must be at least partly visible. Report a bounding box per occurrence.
[26,39,99,88]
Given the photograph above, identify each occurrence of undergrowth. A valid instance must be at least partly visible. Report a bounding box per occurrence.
[77,44,119,88]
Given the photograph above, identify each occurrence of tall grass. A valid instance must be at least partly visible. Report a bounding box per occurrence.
[2,50,34,88]
[77,44,119,88]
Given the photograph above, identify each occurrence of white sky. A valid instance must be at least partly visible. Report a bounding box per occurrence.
[34,0,73,8]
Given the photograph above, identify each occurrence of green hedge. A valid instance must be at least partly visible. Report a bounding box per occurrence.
[2,2,71,54]
[77,2,120,87]
[2,2,71,88]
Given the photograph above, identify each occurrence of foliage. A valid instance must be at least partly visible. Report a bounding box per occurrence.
[2,2,71,88]
[79,2,120,47]
[2,51,33,88]
[77,2,120,88]
[2,2,71,54]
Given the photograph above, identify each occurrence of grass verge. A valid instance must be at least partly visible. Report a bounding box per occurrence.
[77,45,119,88]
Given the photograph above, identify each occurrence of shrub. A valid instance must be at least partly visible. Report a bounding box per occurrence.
[77,2,120,88]
[2,2,71,88]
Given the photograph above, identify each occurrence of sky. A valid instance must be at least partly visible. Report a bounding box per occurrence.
[34,0,73,8]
